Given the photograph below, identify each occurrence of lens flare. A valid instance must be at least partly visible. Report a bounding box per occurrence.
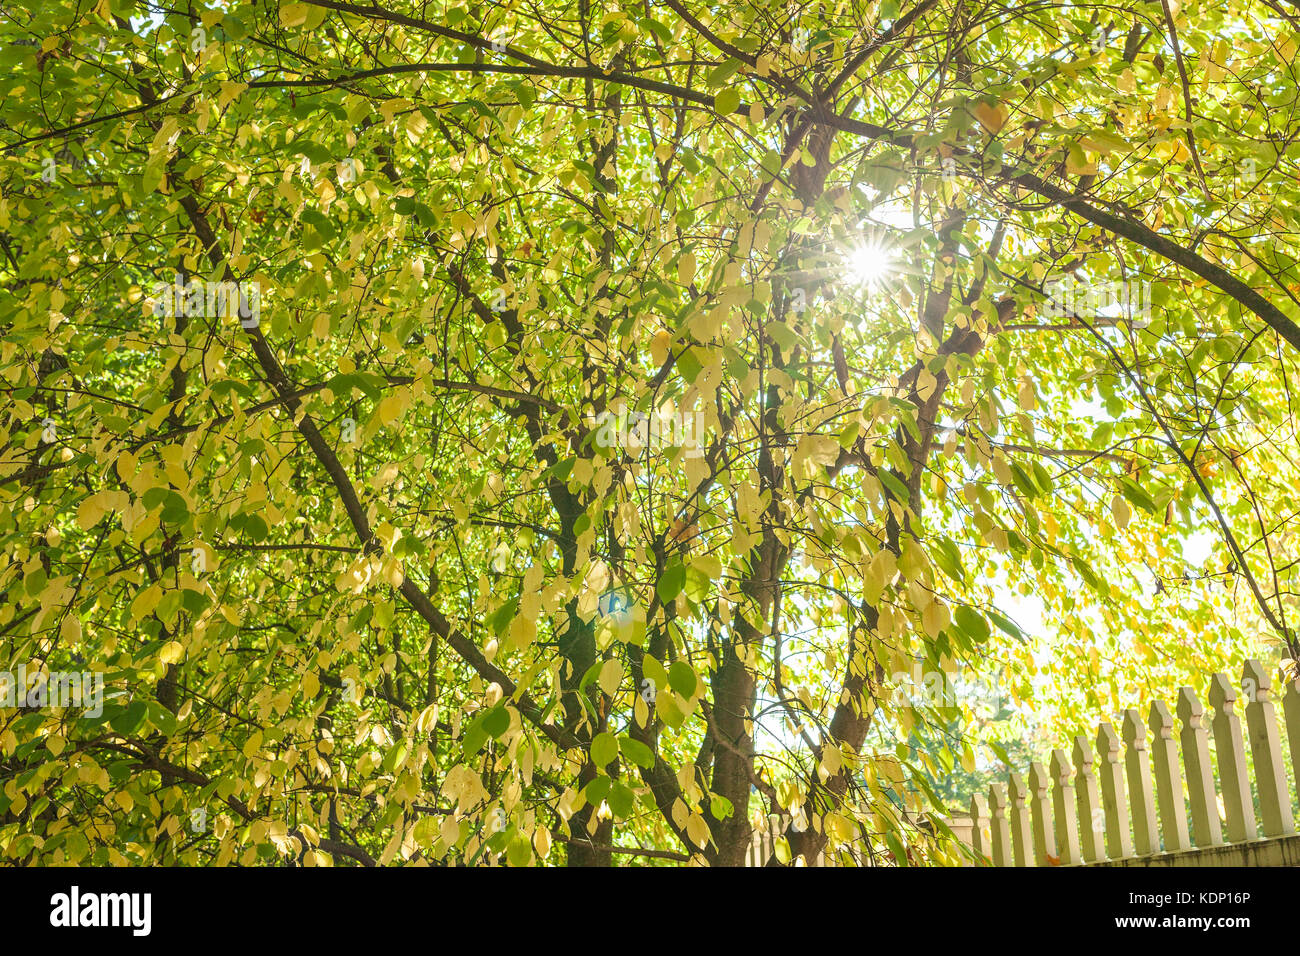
[844,240,896,289]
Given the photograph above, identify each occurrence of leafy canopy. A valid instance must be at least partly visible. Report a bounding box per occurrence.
[1,0,1298,866]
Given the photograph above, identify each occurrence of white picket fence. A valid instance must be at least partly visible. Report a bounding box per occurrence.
[742,816,832,867]
[743,659,1300,866]
[968,659,1300,865]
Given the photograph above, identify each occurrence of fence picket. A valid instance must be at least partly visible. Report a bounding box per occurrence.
[1210,672,1257,843]
[970,793,990,864]
[1096,721,1133,859]
[1008,772,1033,867]
[1242,660,1296,837]
[1050,749,1080,865]
[1123,709,1160,856]
[1148,701,1191,853]
[1177,687,1223,848]
[1284,674,1300,792]
[989,783,1012,866]
[1073,735,1104,863]
[1028,761,1055,865]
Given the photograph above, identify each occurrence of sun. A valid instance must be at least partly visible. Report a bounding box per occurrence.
[844,239,896,289]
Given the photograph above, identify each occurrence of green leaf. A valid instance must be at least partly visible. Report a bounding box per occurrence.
[1119,476,1158,514]
[582,777,611,806]
[676,346,703,382]
[668,661,697,698]
[884,830,909,866]
[145,701,177,737]
[591,731,619,767]
[987,609,1027,644]
[608,781,636,819]
[639,17,673,43]
[657,559,687,604]
[507,835,533,866]
[684,565,711,604]
[953,605,990,644]
[579,659,604,691]
[482,703,510,739]
[618,736,655,769]
[714,88,741,116]
[878,469,910,504]
[462,717,490,756]
[707,59,743,89]
[487,597,518,637]
[931,538,966,584]
[109,701,148,736]
[642,655,668,692]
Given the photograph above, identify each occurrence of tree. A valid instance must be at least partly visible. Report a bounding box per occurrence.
[1,0,1298,866]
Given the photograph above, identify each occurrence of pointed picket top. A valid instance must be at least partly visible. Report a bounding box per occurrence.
[988,782,1012,867]
[1283,671,1300,796]
[1007,771,1034,867]
[1148,701,1191,853]
[1050,748,1080,865]
[970,793,991,864]
[1210,672,1257,842]
[1176,686,1222,848]
[1028,761,1056,865]
[1122,708,1159,856]
[1073,734,1104,862]
[1096,721,1133,859]
[1241,660,1295,837]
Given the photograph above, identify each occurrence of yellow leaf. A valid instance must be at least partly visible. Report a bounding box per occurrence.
[685,813,711,848]
[77,493,105,530]
[533,826,552,858]
[992,453,1014,486]
[1018,378,1037,411]
[650,329,672,366]
[160,641,185,665]
[378,394,404,425]
[598,658,622,697]
[670,797,689,830]
[130,584,162,621]
[921,599,949,639]
[826,812,855,841]
[60,616,81,644]
[1112,494,1131,529]
[1065,143,1096,175]
[818,745,843,780]
[677,253,695,287]
[973,101,1007,134]
[218,82,248,111]
[279,3,308,27]
[773,836,792,864]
